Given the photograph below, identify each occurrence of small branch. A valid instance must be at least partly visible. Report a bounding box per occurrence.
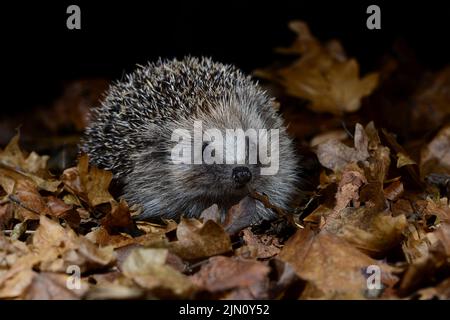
[8,195,41,215]
[250,191,304,229]
[185,259,209,273]
[2,230,35,235]
[341,120,354,139]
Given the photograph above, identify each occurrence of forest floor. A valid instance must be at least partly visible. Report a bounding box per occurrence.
[0,21,449,300]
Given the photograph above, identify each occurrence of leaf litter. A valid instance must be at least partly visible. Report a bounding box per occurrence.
[1,20,450,300]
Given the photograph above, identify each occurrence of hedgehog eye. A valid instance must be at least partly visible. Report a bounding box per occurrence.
[202,142,209,153]
[202,141,216,158]
[246,136,252,161]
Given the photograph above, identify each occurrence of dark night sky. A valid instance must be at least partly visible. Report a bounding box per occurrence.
[2,0,450,112]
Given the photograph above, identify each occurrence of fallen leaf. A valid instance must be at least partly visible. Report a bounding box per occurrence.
[420,126,450,179]
[423,197,450,223]
[135,220,178,235]
[86,226,167,249]
[85,227,136,248]
[392,198,414,217]
[310,129,348,147]
[397,152,417,168]
[11,179,51,220]
[382,129,423,188]
[45,196,80,228]
[0,134,49,176]
[31,216,116,273]
[257,21,379,114]
[240,228,282,259]
[400,222,450,295]
[191,255,270,299]
[334,166,367,212]
[0,268,36,299]
[84,282,144,300]
[223,196,257,234]
[121,247,195,298]
[61,167,83,196]
[324,165,367,230]
[101,198,139,235]
[199,204,221,224]
[279,227,398,299]
[23,272,88,300]
[267,259,303,299]
[78,154,114,207]
[384,181,404,201]
[316,124,370,172]
[339,213,407,257]
[0,203,13,229]
[416,277,450,300]
[61,154,114,208]
[169,219,232,261]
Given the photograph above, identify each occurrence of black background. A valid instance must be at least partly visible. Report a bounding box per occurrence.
[2,0,450,113]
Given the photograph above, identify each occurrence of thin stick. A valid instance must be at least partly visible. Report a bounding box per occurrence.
[8,195,41,215]
[250,191,304,229]
[2,230,35,235]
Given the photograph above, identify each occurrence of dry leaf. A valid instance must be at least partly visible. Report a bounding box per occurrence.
[32,216,115,273]
[339,213,407,256]
[279,227,397,299]
[199,204,221,223]
[223,196,258,234]
[397,152,417,168]
[169,218,232,261]
[316,124,370,172]
[23,272,88,300]
[62,154,114,208]
[400,222,450,295]
[416,277,450,300]
[101,198,139,234]
[11,179,51,220]
[84,282,144,300]
[191,255,270,299]
[240,228,282,259]
[384,181,404,201]
[0,134,49,175]
[420,126,450,179]
[258,21,379,114]
[310,130,348,147]
[121,247,195,298]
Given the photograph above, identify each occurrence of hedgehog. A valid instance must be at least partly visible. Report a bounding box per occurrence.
[81,57,300,223]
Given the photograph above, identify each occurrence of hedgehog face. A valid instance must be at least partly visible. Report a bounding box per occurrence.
[168,127,263,199]
[165,99,292,216]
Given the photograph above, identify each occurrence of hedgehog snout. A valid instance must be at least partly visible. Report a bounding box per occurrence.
[232,166,252,188]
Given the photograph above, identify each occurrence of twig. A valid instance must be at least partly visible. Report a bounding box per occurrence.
[250,190,304,229]
[8,195,41,215]
[341,120,354,139]
[2,230,35,235]
[185,259,209,273]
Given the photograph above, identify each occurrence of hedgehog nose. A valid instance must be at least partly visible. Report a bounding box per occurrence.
[232,166,252,185]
